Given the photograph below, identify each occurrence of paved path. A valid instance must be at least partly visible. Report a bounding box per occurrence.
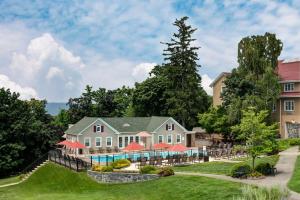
[177,146,300,200]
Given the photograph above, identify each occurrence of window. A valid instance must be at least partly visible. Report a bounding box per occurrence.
[95,125,104,132]
[272,103,276,112]
[129,136,134,143]
[167,134,172,144]
[118,137,123,148]
[106,137,112,147]
[84,138,91,147]
[95,137,102,147]
[125,136,129,147]
[284,100,295,111]
[158,135,163,143]
[166,123,174,131]
[176,134,181,143]
[135,136,140,143]
[221,86,226,93]
[284,83,294,92]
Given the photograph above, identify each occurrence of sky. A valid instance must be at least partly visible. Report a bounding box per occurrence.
[1,0,300,102]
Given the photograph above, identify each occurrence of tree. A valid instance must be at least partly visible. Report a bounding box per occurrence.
[198,106,231,140]
[231,107,278,169]
[156,16,209,128]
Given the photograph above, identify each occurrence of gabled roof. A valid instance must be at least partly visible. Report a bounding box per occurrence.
[277,60,300,82]
[209,72,231,87]
[65,116,183,135]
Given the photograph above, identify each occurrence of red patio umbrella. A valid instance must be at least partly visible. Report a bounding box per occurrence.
[70,141,86,149]
[57,140,73,147]
[153,142,171,149]
[167,144,189,152]
[123,142,144,151]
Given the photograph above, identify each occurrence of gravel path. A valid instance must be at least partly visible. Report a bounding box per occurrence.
[176,146,300,200]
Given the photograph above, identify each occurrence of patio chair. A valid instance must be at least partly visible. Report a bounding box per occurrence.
[114,146,120,153]
[138,157,147,168]
[166,157,174,166]
[156,157,163,166]
[149,157,155,166]
[106,147,112,153]
[98,147,105,154]
[182,156,188,163]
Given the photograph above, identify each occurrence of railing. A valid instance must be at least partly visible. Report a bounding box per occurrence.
[20,151,50,175]
[48,150,91,172]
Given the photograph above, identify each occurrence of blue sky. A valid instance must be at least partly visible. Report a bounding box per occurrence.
[0,0,300,102]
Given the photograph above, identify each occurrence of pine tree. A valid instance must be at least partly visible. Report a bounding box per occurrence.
[160,16,209,128]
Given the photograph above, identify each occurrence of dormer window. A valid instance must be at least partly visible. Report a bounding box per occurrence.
[284,83,294,92]
[93,125,104,133]
[166,123,175,131]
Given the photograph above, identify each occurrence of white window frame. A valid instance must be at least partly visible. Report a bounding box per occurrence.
[167,134,172,144]
[176,134,181,144]
[84,137,91,147]
[167,123,174,131]
[95,137,102,147]
[284,100,295,112]
[118,136,123,148]
[284,83,294,92]
[158,135,164,143]
[106,137,113,147]
[96,125,101,132]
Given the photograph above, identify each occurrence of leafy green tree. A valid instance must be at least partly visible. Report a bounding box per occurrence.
[232,107,278,169]
[198,106,231,140]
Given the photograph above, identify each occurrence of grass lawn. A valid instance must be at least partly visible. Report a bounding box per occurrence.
[288,156,300,193]
[173,155,279,175]
[0,163,244,200]
[0,175,20,186]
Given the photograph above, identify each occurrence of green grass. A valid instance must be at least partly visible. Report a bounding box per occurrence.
[0,163,244,200]
[0,176,20,186]
[173,155,279,175]
[288,156,300,193]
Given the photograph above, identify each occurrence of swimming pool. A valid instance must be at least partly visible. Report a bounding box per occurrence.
[90,149,207,163]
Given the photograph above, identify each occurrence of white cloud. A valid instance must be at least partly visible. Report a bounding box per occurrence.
[201,74,213,96]
[132,62,156,82]
[8,33,85,102]
[0,74,38,100]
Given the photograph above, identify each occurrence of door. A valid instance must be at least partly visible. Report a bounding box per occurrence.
[186,134,192,147]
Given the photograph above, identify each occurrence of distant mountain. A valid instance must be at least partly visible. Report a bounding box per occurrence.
[46,102,69,116]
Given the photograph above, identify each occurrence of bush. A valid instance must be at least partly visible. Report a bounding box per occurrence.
[248,171,263,178]
[255,163,273,175]
[157,166,174,177]
[92,164,113,172]
[101,166,113,172]
[230,163,251,178]
[234,185,290,200]
[278,138,300,151]
[140,165,157,174]
[111,159,131,169]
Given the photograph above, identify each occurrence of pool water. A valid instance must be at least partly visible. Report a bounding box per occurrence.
[90,149,207,163]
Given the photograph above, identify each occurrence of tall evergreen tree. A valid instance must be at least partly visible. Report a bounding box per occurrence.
[158,16,209,128]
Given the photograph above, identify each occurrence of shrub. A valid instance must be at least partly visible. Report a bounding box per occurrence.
[157,166,174,177]
[248,171,263,178]
[101,166,113,172]
[255,162,273,175]
[112,159,131,169]
[140,165,157,174]
[92,164,102,171]
[234,185,290,200]
[230,163,251,178]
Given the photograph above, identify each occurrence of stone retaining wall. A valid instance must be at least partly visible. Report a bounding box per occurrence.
[87,170,159,183]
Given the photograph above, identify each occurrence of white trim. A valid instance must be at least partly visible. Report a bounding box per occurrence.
[158,135,164,143]
[78,118,120,135]
[106,137,113,147]
[167,134,172,144]
[95,137,102,147]
[279,80,300,83]
[284,83,294,92]
[176,134,181,144]
[153,117,187,133]
[284,100,295,112]
[84,137,91,148]
[96,125,101,132]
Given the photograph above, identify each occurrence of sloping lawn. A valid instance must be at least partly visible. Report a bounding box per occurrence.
[288,156,300,193]
[0,176,20,186]
[0,163,243,200]
[173,155,279,175]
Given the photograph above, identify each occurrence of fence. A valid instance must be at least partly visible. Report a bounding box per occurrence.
[48,150,91,172]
